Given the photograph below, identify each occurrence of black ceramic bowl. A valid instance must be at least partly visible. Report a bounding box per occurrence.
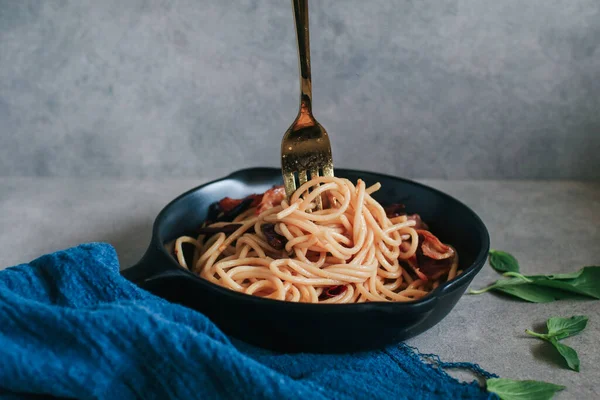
[122,167,489,353]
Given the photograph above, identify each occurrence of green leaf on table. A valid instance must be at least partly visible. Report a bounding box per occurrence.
[535,270,583,280]
[529,267,600,299]
[525,316,588,339]
[525,315,587,372]
[489,249,520,273]
[546,315,588,340]
[469,275,530,294]
[469,274,579,303]
[486,378,565,400]
[492,284,578,303]
[551,339,580,372]
[469,267,600,302]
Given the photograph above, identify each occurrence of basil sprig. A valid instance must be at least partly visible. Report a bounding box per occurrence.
[470,266,600,303]
[473,251,593,397]
[526,316,588,372]
[486,378,565,400]
[537,315,588,340]
[489,249,520,273]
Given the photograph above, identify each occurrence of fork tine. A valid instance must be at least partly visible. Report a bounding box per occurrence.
[297,170,308,188]
[321,165,334,177]
[283,172,297,198]
[309,167,323,210]
[297,170,312,209]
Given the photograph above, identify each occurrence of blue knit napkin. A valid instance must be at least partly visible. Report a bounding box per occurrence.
[0,243,495,400]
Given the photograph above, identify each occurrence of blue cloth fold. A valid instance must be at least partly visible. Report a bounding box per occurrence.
[0,243,494,400]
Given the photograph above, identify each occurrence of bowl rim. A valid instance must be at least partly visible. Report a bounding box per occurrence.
[150,167,490,311]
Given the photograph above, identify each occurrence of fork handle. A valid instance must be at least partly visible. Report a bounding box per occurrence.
[292,0,312,114]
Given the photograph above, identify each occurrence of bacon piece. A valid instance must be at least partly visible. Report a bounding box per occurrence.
[405,256,429,281]
[407,214,429,230]
[211,197,254,224]
[217,197,241,213]
[256,185,286,214]
[418,257,454,280]
[417,230,454,260]
[384,203,406,218]
[415,240,454,280]
[204,202,221,225]
[402,230,455,281]
[405,253,453,282]
[400,241,412,253]
[218,194,263,213]
[262,223,287,250]
[321,285,348,299]
[195,224,242,235]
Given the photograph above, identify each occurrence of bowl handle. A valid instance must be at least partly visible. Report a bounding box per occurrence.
[120,261,147,285]
[121,242,188,287]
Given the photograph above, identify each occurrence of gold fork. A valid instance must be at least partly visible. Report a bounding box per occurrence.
[281,0,334,208]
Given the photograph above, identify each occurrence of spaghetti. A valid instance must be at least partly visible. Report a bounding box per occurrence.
[174,177,459,303]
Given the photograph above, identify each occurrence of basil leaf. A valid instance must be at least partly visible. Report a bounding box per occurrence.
[526,316,587,372]
[469,266,600,302]
[494,284,575,303]
[531,267,600,299]
[471,280,585,302]
[550,338,580,372]
[486,378,565,400]
[489,249,520,273]
[546,316,588,340]
[469,276,530,295]
[534,270,583,280]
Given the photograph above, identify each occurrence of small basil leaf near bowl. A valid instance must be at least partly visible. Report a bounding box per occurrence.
[489,249,520,273]
[545,315,588,340]
[526,316,588,372]
[550,339,580,372]
[486,378,565,400]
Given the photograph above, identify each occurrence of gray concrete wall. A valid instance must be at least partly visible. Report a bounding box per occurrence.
[1,0,598,180]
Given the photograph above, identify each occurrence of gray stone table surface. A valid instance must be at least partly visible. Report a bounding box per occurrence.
[0,177,598,399]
